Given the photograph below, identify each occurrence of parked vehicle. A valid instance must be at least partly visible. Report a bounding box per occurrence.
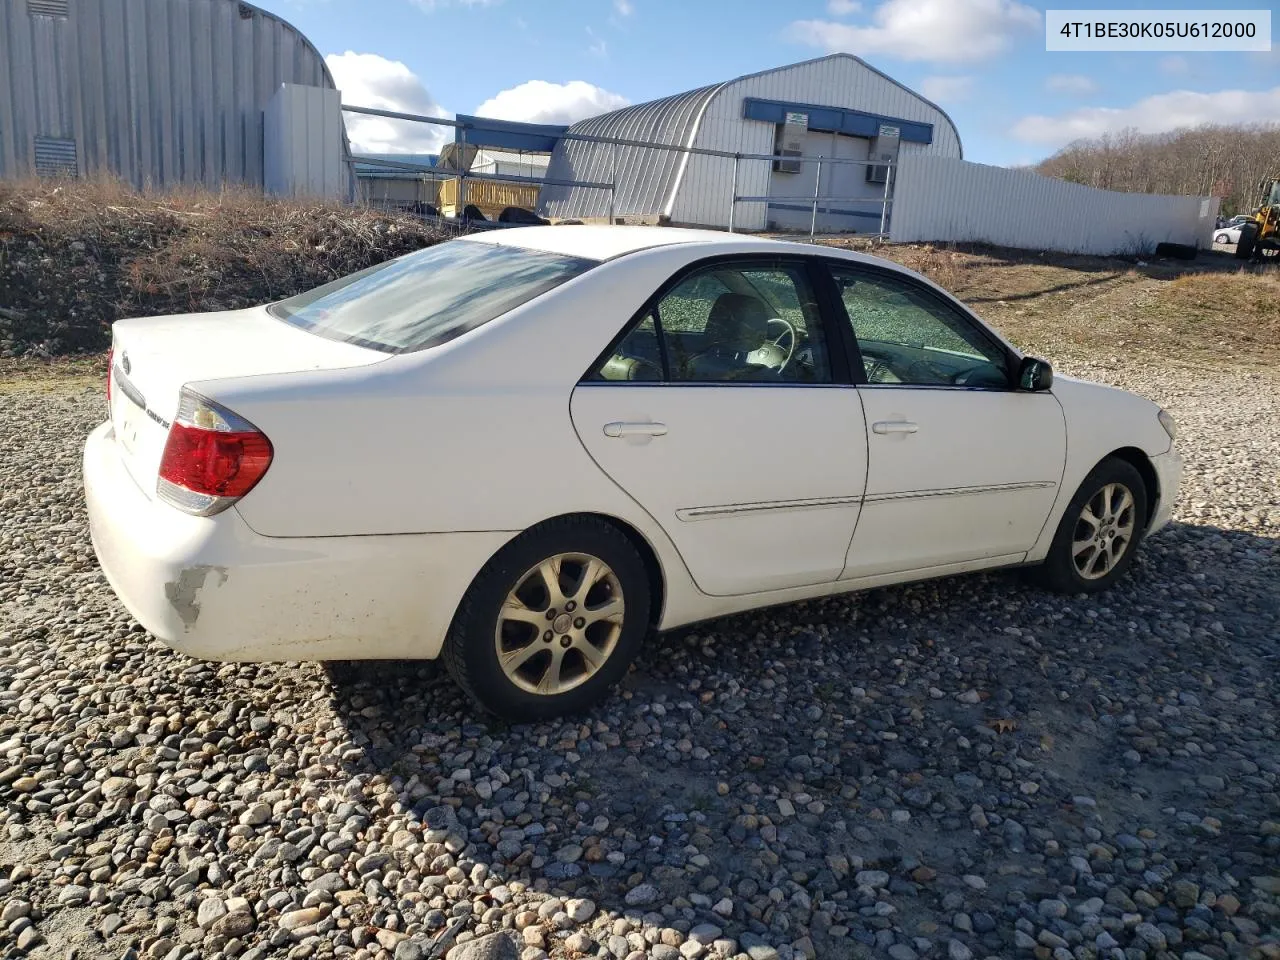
[84,227,1182,719]
[1216,223,1246,244]
[1235,178,1280,262]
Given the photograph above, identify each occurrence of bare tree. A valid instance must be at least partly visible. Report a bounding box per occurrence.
[1036,124,1280,215]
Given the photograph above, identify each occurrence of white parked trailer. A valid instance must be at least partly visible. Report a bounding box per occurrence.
[538,54,962,233]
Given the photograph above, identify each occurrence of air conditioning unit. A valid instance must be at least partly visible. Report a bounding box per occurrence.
[773,112,808,175]
[866,123,900,184]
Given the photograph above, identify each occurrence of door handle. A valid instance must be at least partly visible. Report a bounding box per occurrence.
[872,420,919,435]
[603,421,668,438]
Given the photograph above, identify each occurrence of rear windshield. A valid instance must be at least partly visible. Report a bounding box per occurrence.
[267,239,598,353]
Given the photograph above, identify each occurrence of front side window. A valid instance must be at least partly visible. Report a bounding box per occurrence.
[269,239,597,353]
[592,262,832,384]
[830,267,1010,388]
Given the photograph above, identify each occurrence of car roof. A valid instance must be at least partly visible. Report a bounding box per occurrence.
[463,224,913,274]
[464,224,773,260]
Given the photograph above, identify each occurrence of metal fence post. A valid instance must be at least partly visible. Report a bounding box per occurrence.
[879,159,892,236]
[728,155,739,233]
[810,156,823,238]
[457,126,467,217]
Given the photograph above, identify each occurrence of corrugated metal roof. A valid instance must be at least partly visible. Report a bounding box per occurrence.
[0,0,345,188]
[539,82,725,220]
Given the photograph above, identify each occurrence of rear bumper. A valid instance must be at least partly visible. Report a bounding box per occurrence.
[83,421,514,661]
[1147,446,1183,537]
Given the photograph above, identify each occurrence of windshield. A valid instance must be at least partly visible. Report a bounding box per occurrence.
[268,239,598,353]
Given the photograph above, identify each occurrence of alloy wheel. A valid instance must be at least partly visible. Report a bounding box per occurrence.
[1071,482,1136,580]
[494,553,625,695]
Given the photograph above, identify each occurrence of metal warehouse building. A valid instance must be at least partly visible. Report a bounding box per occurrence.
[0,0,348,193]
[537,54,962,233]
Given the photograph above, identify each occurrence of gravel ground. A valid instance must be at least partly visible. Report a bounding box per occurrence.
[0,360,1277,960]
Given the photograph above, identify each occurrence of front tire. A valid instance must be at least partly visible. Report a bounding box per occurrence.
[1030,457,1148,595]
[443,517,651,721]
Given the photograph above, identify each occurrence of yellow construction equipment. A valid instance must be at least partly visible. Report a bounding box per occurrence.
[1235,178,1280,262]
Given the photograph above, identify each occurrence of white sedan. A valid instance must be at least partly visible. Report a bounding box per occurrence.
[84,227,1182,719]
[1215,223,1246,245]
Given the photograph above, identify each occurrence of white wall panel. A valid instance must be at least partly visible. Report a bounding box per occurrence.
[264,83,345,199]
[890,155,1220,255]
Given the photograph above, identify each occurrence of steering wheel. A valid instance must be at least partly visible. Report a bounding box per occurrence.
[748,317,797,372]
[860,345,898,383]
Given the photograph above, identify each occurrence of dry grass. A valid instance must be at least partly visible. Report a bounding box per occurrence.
[0,177,447,356]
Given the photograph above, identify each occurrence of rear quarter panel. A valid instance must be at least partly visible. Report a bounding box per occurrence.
[1025,376,1173,561]
[193,243,756,629]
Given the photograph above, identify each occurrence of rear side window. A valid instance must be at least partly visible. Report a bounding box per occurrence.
[269,239,597,353]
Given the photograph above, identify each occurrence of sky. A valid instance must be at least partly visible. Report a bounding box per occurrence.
[257,0,1280,167]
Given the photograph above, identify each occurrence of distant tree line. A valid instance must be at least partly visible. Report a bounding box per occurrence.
[1033,124,1280,216]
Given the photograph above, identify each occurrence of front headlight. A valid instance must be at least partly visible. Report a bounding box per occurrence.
[1158,408,1177,441]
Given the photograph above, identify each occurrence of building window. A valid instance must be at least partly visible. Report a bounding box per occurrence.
[27,0,69,17]
[33,136,78,177]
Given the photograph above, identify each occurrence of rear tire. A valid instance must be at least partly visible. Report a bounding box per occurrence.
[1235,222,1259,260]
[1029,457,1148,595]
[443,516,651,721]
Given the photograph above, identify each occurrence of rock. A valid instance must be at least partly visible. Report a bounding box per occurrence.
[240,802,272,826]
[1252,876,1280,895]
[101,776,134,798]
[565,897,596,922]
[212,911,256,939]
[690,924,723,944]
[396,940,428,960]
[15,927,42,951]
[855,870,890,889]
[0,900,31,925]
[279,906,327,931]
[1134,923,1167,951]
[947,940,973,960]
[1038,899,1068,919]
[624,884,659,907]
[447,933,521,960]
[197,897,227,929]
[1172,880,1200,908]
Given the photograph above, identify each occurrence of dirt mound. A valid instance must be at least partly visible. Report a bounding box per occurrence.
[0,179,448,357]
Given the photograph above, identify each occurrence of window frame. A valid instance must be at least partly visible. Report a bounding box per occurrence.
[819,259,1024,391]
[579,254,855,387]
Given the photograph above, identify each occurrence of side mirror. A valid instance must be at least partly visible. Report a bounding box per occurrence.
[1018,356,1053,392]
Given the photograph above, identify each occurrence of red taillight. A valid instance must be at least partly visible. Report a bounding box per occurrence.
[157,389,273,516]
[106,347,113,406]
[159,423,273,497]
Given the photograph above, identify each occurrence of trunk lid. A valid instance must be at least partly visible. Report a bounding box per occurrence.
[108,305,386,499]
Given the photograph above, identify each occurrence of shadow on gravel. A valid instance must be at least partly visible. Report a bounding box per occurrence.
[319,519,1279,954]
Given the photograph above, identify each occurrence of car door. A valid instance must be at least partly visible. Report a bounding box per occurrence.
[570,257,869,597]
[825,262,1067,580]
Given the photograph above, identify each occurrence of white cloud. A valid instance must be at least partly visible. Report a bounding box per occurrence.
[919,75,973,103]
[1011,86,1280,147]
[326,52,450,154]
[826,0,861,14]
[614,0,633,15]
[586,26,608,58]
[474,80,630,125]
[1045,73,1098,96]
[787,0,1040,64]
